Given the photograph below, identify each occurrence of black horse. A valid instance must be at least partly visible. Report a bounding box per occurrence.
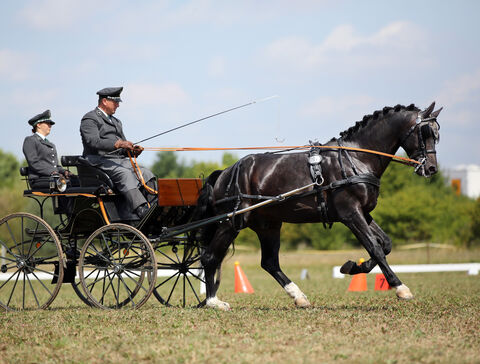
[196,103,442,310]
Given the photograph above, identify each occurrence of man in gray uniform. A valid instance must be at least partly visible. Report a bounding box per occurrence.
[23,110,73,188]
[80,87,156,219]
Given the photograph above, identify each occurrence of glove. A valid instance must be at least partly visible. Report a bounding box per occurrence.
[114,140,135,151]
[132,145,144,157]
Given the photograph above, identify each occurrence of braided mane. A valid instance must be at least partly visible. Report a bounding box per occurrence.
[332,104,419,142]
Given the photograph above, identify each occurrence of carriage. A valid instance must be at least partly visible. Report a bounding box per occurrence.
[0,155,207,310]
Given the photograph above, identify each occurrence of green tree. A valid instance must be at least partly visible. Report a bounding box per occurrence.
[0,149,20,188]
[373,161,476,247]
[151,151,186,178]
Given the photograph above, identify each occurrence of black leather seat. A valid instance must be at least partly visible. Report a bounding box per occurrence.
[61,155,115,190]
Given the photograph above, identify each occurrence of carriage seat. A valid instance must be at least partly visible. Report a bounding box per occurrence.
[61,155,115,192]
[20,166,52,193]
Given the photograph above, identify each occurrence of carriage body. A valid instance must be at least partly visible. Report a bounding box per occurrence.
[0,156,206,310]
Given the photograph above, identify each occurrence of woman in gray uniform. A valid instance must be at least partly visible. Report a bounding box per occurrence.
[22,110,72,189]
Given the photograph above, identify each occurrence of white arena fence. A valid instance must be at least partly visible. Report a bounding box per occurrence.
[332,263,480,279]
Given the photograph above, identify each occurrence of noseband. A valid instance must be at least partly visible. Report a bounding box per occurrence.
[401,115,440,172]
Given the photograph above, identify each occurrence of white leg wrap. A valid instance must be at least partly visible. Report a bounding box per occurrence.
[206,296,231,311]
[284,282,311,308]
[394,284,414,300]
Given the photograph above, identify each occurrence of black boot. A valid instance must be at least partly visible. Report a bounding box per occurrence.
[135,203,149,219]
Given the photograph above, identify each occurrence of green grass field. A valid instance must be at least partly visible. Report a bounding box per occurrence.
[1,248,479,364]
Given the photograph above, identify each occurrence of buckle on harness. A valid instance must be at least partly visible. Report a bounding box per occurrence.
[308,155,322,165]
[414,157,426,173]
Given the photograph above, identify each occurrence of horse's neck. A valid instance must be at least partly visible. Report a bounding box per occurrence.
[342,112,414,177]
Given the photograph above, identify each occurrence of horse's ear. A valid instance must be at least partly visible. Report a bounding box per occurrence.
[421,102,435,117]
[430,107,443,118]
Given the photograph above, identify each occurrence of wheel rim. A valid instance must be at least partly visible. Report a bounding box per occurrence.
[79,223,156,309]
[152,238,206,308]
[0,213,64,310]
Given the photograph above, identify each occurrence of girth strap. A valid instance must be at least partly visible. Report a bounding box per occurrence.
[322,173,380,190]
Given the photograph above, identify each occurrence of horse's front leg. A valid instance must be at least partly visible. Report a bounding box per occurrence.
[342,210,414,300]
[201,224,238,310]
[340,217,391,274]
[253,221,311,308]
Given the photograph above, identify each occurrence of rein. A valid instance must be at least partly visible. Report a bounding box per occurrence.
[142,145,421,166]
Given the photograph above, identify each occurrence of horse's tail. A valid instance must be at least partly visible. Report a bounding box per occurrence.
[194,169,223,245]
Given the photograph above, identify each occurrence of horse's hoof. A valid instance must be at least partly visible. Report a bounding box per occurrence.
[395,284,414,300]
[206,297,231,311]
[295,296,311,308]
[340,260,356,274]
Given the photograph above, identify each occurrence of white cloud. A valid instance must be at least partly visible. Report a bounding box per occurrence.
[0,49,32,81]
[262,21,429,73]
[125,83,190,107]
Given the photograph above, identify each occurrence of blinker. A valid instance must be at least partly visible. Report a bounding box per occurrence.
[420,121,440,144]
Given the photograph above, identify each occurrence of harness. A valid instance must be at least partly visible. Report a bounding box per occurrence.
[214,141,381,230]
[307,140,381,228]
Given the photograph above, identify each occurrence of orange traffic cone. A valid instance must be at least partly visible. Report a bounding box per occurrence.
[234,261,254,293]
[374,274,391,291]
[347,258,367,292]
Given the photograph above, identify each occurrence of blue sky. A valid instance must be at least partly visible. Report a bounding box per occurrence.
[1,0,479,169]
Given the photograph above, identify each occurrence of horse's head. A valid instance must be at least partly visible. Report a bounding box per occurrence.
[401,102,442,177]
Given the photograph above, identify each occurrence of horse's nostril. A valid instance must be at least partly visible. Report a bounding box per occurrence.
[429,165,437,174]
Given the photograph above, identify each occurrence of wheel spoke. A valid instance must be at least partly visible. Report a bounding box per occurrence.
[25,236,55,260]
[5,270,21,307]
[155,271,180,289]
[5,221,20,256]
[118,274,135,308]
[26,221,40,258]
[165,273,181,305]
[88,269,102,296]
[185,274,202,304]
[21,217,25,257]
[26,274,41,308]
[0,239,17,259]
[124,270,148,294]
[183,274,186,307]
[30,270,53,296]
[85,269,108,290]
[156,249,178,265]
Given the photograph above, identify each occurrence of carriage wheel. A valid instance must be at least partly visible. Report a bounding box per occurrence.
[0,213,64,311]
[152,238,206,308]
[79,223,156,309]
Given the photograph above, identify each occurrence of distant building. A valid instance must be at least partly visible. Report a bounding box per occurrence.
[444,164,480,199]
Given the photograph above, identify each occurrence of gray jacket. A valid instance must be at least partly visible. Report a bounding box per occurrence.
[22,134,65,179]
[80,107,126,164]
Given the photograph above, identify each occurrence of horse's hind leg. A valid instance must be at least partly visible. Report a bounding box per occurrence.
[343,210,413,300]
[253,221,311,308]
[201,224,238,310]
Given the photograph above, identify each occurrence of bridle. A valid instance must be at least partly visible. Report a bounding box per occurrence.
[401,114,440,173]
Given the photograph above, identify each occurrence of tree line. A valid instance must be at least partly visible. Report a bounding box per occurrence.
[1,148,479,249]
